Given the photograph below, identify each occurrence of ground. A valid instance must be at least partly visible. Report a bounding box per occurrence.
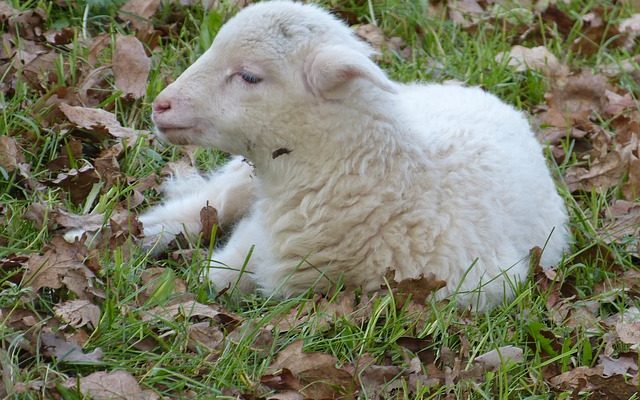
[1,0,640,399]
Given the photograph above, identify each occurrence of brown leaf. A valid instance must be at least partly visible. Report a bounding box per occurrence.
[598,200,640,256]
[384,269,446,307]
[63,370,158,400]
[549,366,639,399]
[50,162,100,204]
[141,300,232,323]
[23,236,97,299]
[0,136,23,172]
[619,14,640,49]
[187,322,224,352]
[118,0,161,32]
[604,90,637,116]
[53,300,100,330]
[7,9,46,41]
[139,267,189,305]
[94,146,123,188]
[354,24,385,51]
[497,45,568,78]
[227,321,274,355]
[41,332,103,363]
[260,368,303,392]
[59,103,141,145]
[113,35,151,99]
[545,70,608,123]
[43,27,74,45]
[266,340,356,399]
[599,355,638,377]
[199,204,219,245]
[396,336,436,364]
[564,150,629,193]
[0,307,41,330]
[616,321,640,347]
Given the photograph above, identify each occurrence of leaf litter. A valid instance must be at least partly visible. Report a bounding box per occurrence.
[1,0,640,398]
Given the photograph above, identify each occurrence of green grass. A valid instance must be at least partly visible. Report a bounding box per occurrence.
[1,0,640,399]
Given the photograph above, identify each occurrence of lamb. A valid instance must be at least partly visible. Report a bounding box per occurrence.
[141,0,569,310]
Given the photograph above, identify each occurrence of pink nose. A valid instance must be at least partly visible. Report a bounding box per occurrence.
[153,98,172,114]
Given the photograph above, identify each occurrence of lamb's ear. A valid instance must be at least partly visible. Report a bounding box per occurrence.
[304,45,397,99]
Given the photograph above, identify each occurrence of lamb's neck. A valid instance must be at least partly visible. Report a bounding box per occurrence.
[251,108,423,194]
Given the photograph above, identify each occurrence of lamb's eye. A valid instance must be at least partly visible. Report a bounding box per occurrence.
[239,71,262,84]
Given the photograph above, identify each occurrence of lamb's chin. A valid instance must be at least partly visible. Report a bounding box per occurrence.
[153,126,197,146]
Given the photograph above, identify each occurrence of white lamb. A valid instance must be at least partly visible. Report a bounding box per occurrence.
[142,0,569,310]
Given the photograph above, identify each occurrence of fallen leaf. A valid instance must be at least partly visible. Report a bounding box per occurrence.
[474,346,524,370]
[0,136,23,172]
[615,321,640,348]
[142,300,235,324]
[41,332,103,363]
[199,204,219,245]
[54,300,100,330]
[23,236,97,299]
[354,24,385,51]
[497,45,568,78]
[599,355,638,377]
[619,14,640,49]
[113,35,151,99]
[396,336,437,364]
[265,340,356,399]
[598,200,640,256]
[64,370,158,400]
[49,162,100,204]
[59,103,141,145]
[118,0,160,32]
[384,269,446,307]
[43,27,74,45]
[187,322,224,352]
[227,321,274,355]
[549,365,639,399]
[139,267,189,306]
[604,90,637,115]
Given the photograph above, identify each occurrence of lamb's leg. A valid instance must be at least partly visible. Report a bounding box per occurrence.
[140,156,255,252]
[205,214,268,293]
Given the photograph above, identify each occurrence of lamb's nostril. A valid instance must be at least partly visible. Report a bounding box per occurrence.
[153,99,172,113]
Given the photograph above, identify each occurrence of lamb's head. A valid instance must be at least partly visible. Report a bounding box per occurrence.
[152,0,396,159]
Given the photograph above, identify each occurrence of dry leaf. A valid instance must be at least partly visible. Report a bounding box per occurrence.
[54,300,100,330]
[549,365,639,398]
[384,269,446,307]
[113,35,151,99]
[187,322,224,351]
[64,370,158,400]
[497,45,568,78]
[141,300,234,323]
[23,236,97,299]
[50,162,100,204]
[599,355,638,377]
[474,346,524,370]
[265,340,356,399]
[59,103,141,145]
[118,0,160,32]
[0,136,23,172]
[619,14,640,49]
[598,200,640,256]
[199,204,219,245]
[41,332,103,363]
[616,321,640,347]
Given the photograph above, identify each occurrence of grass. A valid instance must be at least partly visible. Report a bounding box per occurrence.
[1,0,640,399]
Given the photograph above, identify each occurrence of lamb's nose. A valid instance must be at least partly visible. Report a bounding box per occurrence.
[153,98,172,114]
